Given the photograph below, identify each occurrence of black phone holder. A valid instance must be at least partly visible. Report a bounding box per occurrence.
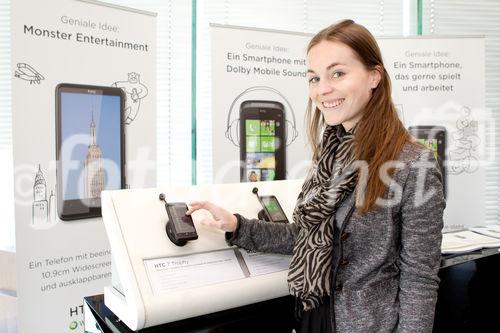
[257,209,269,221]
[252,187,271,222]
[159,193,188,247]
[165,223,187,247]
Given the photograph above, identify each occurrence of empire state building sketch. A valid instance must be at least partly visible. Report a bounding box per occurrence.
[32,164,48,224]
[85,111,105,199]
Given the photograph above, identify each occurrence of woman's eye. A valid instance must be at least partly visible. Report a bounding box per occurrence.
[308,76,319,84]
[332,71,345,79]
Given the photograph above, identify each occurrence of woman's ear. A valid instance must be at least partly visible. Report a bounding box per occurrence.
[370,65,383,89]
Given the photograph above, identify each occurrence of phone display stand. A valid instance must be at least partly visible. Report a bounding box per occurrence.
[159,193,193,247]
[101,180,302,330]
[165,222,186,246]
[252,187,272,222]
[257,209,270,222]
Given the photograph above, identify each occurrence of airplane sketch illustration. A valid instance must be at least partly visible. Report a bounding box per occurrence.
[112,72,148,125]
[448,106,480,175]
[14,63,45,84]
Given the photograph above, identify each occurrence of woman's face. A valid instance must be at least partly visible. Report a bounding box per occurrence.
[307,40,381,130]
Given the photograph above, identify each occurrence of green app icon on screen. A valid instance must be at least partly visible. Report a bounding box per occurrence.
[246,119,260,136]
[261,137,275,152]
[246,136,260,153]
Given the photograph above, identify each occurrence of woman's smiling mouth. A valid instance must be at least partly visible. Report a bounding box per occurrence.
[322,98,345,108]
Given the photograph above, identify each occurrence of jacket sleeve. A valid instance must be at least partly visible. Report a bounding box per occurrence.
[225,214,299,255]
[396,150,445,332]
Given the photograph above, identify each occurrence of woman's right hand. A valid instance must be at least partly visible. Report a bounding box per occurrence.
[186,201,238,232]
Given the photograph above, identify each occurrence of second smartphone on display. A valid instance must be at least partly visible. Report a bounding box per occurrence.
[259,195,289,223]
[408,125,447,198]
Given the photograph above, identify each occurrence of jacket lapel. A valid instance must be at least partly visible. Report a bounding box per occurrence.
[335,190,357,228]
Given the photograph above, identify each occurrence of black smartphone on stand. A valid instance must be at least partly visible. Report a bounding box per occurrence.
[165,202,198,243]
[259,195,289,223]
[239,100,286,182]
[408,125,447,198]
[56,83,126,220]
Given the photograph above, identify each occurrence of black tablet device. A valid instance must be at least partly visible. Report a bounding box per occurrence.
[56,83,126,221]
[239,100,286,182]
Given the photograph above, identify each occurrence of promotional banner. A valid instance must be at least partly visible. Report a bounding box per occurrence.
[211,26,486,232]
[379,37,486,232]
[210,25,311,184]
[11,0,156,332]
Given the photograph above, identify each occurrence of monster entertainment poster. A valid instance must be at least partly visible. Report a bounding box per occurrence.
[11,0,156,331]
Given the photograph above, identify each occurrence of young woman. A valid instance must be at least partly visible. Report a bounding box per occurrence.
[187,19,445,333]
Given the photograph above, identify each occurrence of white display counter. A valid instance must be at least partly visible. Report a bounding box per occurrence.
[101,179,302,330]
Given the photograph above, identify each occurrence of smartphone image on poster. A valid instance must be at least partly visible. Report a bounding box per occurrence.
[408,125,447,198]
[56,83,126,221]
[239,100,286,182]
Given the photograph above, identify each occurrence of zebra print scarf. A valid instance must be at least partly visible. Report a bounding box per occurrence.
[288,124,358,311]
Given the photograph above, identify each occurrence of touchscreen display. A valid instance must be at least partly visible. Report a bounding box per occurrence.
[262,196,287,222]
[60,91,122,201]
[245,119,277,182]
[169,205,196,233]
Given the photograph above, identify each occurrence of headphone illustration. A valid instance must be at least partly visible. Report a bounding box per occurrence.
[225,86,299,147]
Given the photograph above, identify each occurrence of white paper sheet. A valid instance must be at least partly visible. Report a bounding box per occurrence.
[239,249,291,277]
[144,250,245,295]
[469,224,500,239]
[442,230,500,254]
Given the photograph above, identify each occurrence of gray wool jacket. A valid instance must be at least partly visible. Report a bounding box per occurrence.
[227,143,446,333]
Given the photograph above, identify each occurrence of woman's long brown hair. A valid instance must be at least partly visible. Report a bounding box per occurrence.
[305,19,412,214]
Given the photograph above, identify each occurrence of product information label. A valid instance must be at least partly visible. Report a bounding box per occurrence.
[143,250,245,295]
[239,249,291,277]
[28,249,111,293]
